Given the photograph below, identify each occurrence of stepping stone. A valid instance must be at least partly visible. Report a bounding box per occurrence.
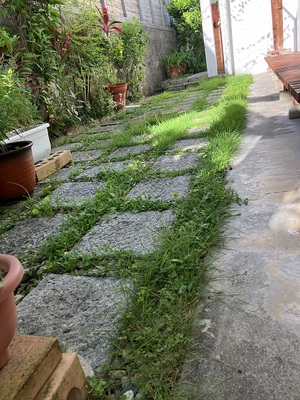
[42,166,81,182]
[152,154,200,172]
[167,138,207,153]
[0,215,65,256]
[126,175,191,201]
[48,182,105,207]
[206,88,224,104]
[17,274,129,373]
[108,145,151,159]
[186,124,210,134]
[53,143,83,152]
[90,121,124,134]
[75,210,175,255]
[130,134,151,144]
[75,161,129,180]
[71,150,102,162]
[85,139,113,149]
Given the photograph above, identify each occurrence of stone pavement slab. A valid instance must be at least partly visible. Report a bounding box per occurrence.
[186,124,210,134]
[53,142,83,152]
[126,175,191,201]
[0,215,65,256]
[71,150,102,162]
[206,88,224,104]
[17,274,129,373]
[108,145,151,159]
[166,138,207,153]
[152,154,200,172]
[89,121,125,134]
[47,182,105,207]
[84,139,113,149]
[42,166,81,182]
[74,210,175,255]
[75,161,129,180]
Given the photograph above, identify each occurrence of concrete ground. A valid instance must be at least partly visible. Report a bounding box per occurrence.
[180,73,300,399]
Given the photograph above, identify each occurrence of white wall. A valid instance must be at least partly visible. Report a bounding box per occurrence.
[200,0,299,76]
[224,0,273,75]
[283,0,300,51]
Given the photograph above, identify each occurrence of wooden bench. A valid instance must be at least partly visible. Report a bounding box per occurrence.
[265,51,300,104]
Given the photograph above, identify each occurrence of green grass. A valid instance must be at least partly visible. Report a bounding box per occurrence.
[0,74,252,399]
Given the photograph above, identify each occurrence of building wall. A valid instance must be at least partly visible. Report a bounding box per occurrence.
[224,0,273,75]
[200,0,299,76]
[142,24,177,95]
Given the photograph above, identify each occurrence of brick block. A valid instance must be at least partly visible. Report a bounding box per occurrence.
[35,353,87,400]
[0,335,62,400]
[35,150,72,181]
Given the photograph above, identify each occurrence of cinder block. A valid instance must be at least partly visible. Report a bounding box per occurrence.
[279,90,292,101]
[35,353,87,400]
[35,150,72,181]
[0,335,62,400]
[288,105,300,119]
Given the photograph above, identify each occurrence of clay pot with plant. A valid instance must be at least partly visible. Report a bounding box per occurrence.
[0,254,24,369]
[0,67,40,202]
[163,51,189,78]
[95,6,128,109]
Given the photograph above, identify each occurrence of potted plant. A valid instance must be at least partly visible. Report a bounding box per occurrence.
[0,67,40,202]
[96,6,128,109]
[0,254,24,369]
[163,51,187,78]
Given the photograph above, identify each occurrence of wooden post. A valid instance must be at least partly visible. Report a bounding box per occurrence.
[271,0,283,51]
[211,1,224,74]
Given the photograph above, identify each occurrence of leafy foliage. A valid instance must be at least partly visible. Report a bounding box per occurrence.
[165,0,206,72]
[0,1,149,136]
[116,19,149,101]
[0,68,39,142]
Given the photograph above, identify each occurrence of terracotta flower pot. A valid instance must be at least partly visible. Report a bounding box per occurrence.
[166,66,181,79]
[0,141,36,202]
[106,82,128,109]
[0,254,24,369]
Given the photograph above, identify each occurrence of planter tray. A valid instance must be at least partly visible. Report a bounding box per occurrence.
[35,150,72,181]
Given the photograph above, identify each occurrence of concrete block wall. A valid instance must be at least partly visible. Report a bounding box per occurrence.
[142,24,177,95]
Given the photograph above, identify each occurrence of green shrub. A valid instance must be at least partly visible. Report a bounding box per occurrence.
[0,68,39,141]
[117,18,149,101]
[165,0,206,72]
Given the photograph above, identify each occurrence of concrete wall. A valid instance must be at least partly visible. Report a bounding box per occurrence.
[224,0,273,75]
[142,24,177,95]
[200,0,300,76]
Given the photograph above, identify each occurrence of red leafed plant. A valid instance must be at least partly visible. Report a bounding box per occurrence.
[95,5,123,36]
[53,30,71,60]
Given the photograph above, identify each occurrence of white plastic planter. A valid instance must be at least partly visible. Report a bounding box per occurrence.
[5,123,51,163]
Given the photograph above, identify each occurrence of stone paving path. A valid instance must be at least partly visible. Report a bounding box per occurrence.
[0,85,217,374]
